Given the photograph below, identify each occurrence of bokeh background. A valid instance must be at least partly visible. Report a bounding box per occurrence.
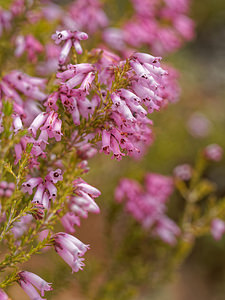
[6,0,225,298]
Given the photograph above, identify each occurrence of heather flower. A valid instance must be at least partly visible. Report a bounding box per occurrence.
[65,0,108,34]
[61,212,80,233]
[22,178,43,195]
[103,28,126,51]
[40,111,63,142]
[0,181,15,198]
[12,114,23,133]
[10,0,25,16]
[18,271,52,299]
[0,9,12,37]
[0,80,23,106]
[0,181,8,189]
[211,219,225,241]
[15,35,44,63]
[32,202,45,220]
[187,112,212,138]
[52,30,88,64]
[115,173,179,244]
[45,169,63,184]
[44,92,59,112]
[153,216,181,245]
[4,189,13,197]
[173,164,192,181]
[11,215,33,239]
[73,178,101,198]
[0,289,9,300]
[91,50,178,160]
[3,71,47,101]
[37,43,61,76]
[69,178,101,216]
[45,181,57,199]
[145,173,174,203]
[57,63,95,91]
[54,232,89,273]
[76,143,98,160]
[204,144,223,162]
[109,0,195,55]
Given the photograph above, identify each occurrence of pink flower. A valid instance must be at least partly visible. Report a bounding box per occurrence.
[66,0,108,34]
[15,34,43,63]
[33,183,45,203]
[45,181,57,199]
[54,232,89,273]
[12,114,23,133]
[115,173,179,244]
[187,112,211,138]
[11,215,33,239]
[52,30,88,64]
[32,202,45,220]
[211,219,225,241]
[44,92,59,112]
[28,112,48,137]
[204,144,223,162]
[3,71,47,101]
[19,271,52,299]
[0,289,9,300]
[22,178,43,195]
[61,212,80,233]
[153,216,181,245]
[45,169,63,184]
[173,164,192,181]
[145,173,174,203]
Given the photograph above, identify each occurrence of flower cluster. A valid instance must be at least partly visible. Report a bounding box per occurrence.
[104,0,195,55]
[0,0,196,298]
[0,22,180,299]
[115,173,180,245]
[52,35,179,159]
[22,169,63,211]
[52,30,88,64]
[0,181,15,198]
[15,35,44,63]
[0,0,25,37]
[65,0,108,34]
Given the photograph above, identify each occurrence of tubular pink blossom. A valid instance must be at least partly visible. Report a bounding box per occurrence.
[65,73,86,90]
[55,247,85,273]
[28,112,48,137]
[73,39,83,55]
[33,183,45,203]
[59,39,72,65]
[54,232,89,273]
[80,72,95,92]
[0,288,9,300]
[45,181,57,199]
[19,279,46,300]
[75,182,101,198]
[13,114,23,133]
[14,143,23,165]
[19,271,52,297]
[101,130,111,155]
